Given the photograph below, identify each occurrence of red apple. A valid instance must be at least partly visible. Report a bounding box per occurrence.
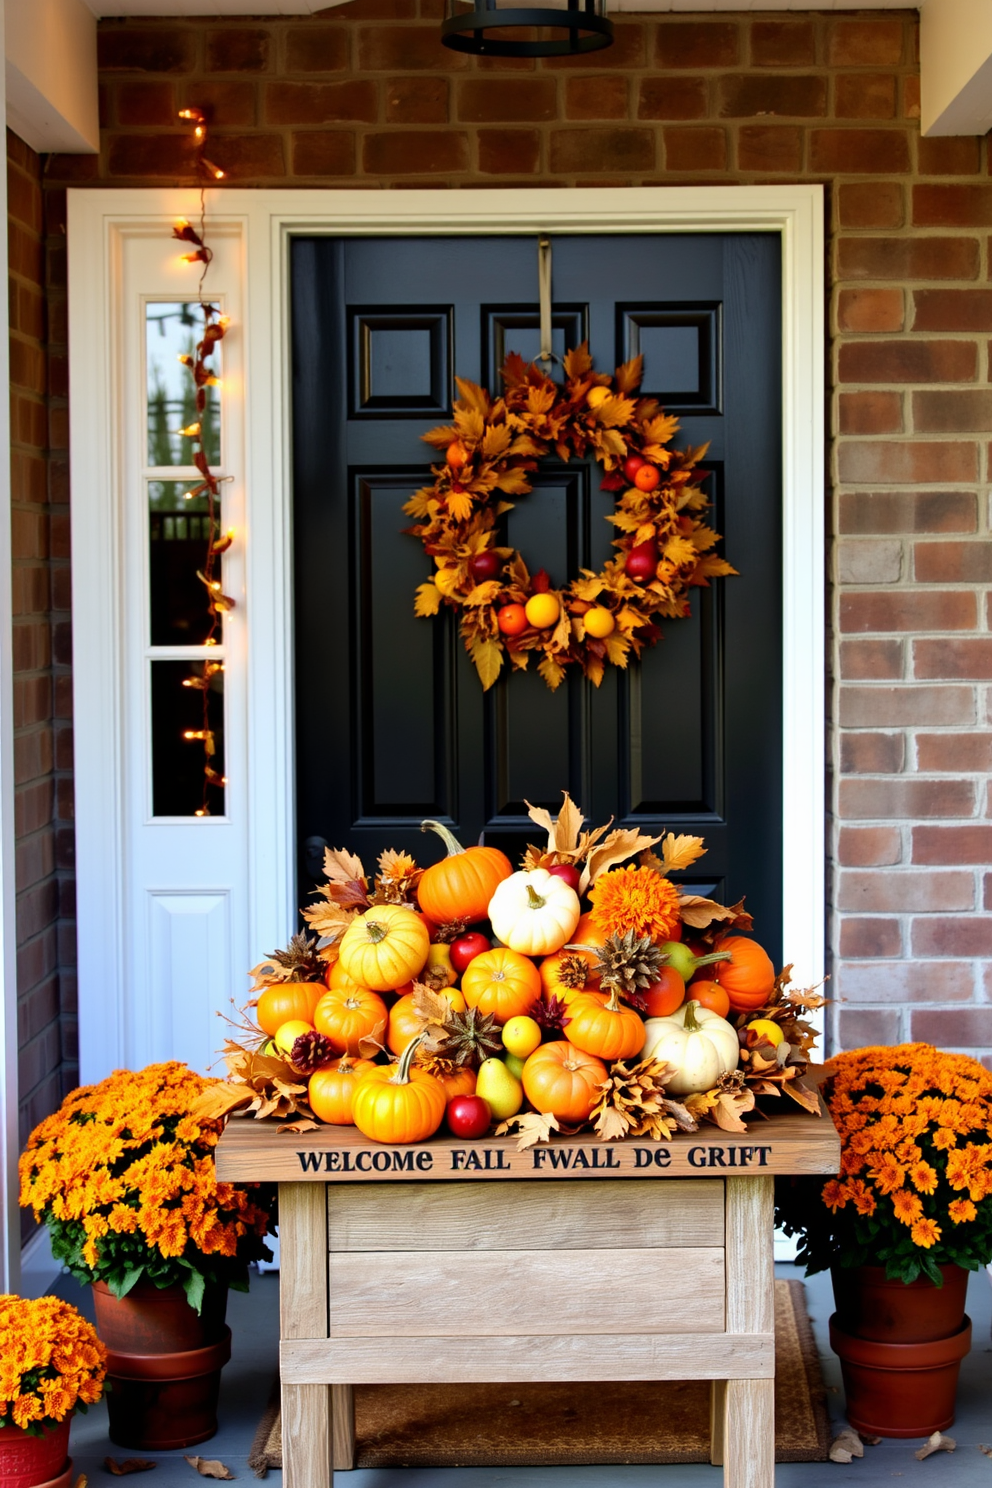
[634,464,660,493]
[624,542,658,582]
[470,550,501,583]
[622,453,646,484]
[447,1095,491,1139]
[547,863,581,892]
[450,932,491,974]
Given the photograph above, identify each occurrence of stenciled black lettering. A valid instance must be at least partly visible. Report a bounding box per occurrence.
[391,1151,415,1172]
[708,1147,727,1168]
[296,1151,324,1172]
[687,1146,707,1168]
[416,1151,433,1170]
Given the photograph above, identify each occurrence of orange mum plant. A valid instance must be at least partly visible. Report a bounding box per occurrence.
[19,1062,275,1312]
[776,1043,992,1284]
[0,1295,106,1435]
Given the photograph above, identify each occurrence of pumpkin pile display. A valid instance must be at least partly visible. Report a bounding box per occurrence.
[209,797,825,1144]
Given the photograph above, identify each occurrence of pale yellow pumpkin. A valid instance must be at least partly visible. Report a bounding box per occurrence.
[338,905,429,992]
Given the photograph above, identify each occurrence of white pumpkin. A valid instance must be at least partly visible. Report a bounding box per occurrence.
[642,1000,740,1095]
[488,869,581,956]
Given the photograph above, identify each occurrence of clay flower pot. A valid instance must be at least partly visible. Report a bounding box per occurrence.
[0,1419,70,1488]
[92,1281,231,1450]
[830,1264,972,1437]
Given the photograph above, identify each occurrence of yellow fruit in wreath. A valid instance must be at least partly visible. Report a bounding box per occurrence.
[746,1018,785,1047]
[583,605,616,639]
[502,1015,542,1059]
[274,1019,314,1056]
[586,386,611,409]
[524,592,560,629]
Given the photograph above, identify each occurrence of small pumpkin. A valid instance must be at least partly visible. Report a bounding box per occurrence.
[461,947,541,1025]
[521,1040,607,1123]
[308,1056,376,1125]
[388,988,466,1054]
[642,1000,740,1095]
[338,904,429,992]
[326,959,360,992]
[488,868,581,956]
[352,1032,447,1144]
[424,1061,477,1104]
[564,989,646,1062]
[314,986,388,1056]
[256,981,322,1037]
[417,820,512,924]
[540,944,601,1002]
[712,936,776,1012]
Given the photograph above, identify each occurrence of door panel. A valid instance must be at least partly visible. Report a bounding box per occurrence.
[292,234,782,960]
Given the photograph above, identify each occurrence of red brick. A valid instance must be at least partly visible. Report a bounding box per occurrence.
[358,26,467,71]
[839,918,902,958]
[834,73,896,120]
[205,132,286,177]
[912,824,992,864]
[718,75,826,118]
[838,182,904,230]
[638,77,707,121]
[837,538,903,585]
[837,289,904,334]
[182,82,256,128]
[838,959,977,1004]
[841,591,975,634]
[550,128,654,174]
[838,826,902,867]
[839,777,976,819]
[810,129,910,175]
[914,289,992,332]
[839,639,904,680]
[916,733,992,773]
[839,391,901,434]
[98,26,196,74]
[363,130,468,174]
[663,127,727,172]
[840,731,905,774]
[985,874,992,912]
[837,441,978,486]
[918,136,981,176]
[838,338,977,385]
[913,184,992,228]
[829,19,905,67]
[839,869,973,913]
[656,21,739,69]
[478,129,540,175]
[14,784,53,842]
[457,78,556,122]
[837,237,979,283]
[206,28,271,73]
[903,74,921,121]
[911,1005,992,1041]
[839,491,976,535]
[284,26,349,72]
[915,541,992,583]
[750,20,814,68]
[840,685,974,729]
[545,23,644,71]
[913,389,992,434]
[265,81,376,125]
[737,127,802,175]
[106,132,199,178]
[385,77,448,124]
[291,131,358,176]
[915,638,992,680]
[114,81,177,125]
[837,1009,904,1047]
[564,77,628,121]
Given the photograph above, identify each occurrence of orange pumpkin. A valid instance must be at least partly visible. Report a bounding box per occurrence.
[540,945,601,1002]
[642,967,686,1018]
[522,1041,607,1123]
[428,1063,477,1104]
[338,905,429,992]
[417,820,512,924]
[308,1056,376,1125]
[387,992,422,1055]
[570,912,601,949]
[314,987,388,1055]
[712,936,776,1012]
[326,959,360,992]
[352,1033,446,1144]
[686,978,731,1018]
[564,990,646,1062]
[256,981,322,1037]
[461,947,541,1025]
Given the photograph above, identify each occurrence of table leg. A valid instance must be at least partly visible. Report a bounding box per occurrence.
[725,1378,774,1488]
[280,1183,332,1488]
[332,1384,356,1469]
[723,1176,775,1488]
[709,1379,726,1465]
[283,1382,332,1488]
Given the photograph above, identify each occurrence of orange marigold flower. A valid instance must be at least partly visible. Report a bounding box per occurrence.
[869,1157,905,1196]
[948,1198,976,1224]
[822,1180,848,1212]
[588,866,682,942]
[910,1217,941,1248]
[909,1161,938,1195]
[891,1189,923,1226]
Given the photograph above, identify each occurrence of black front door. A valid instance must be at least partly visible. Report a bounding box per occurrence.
[291,233,782,960]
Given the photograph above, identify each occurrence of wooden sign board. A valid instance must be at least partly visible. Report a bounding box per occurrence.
[216,1099,840,1184]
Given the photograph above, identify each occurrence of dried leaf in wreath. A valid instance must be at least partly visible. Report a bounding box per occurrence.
[590,1056,692,1142]
[495,1112,560,1150]
[659,832,707,875]
[580,827,662,892]
[676,894,741,930]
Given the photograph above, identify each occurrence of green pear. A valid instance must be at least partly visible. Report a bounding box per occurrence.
[504,1053,526,1081]
[476,1058,523,1121]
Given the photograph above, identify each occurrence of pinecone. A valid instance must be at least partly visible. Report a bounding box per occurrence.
[556,954,592,991]
[443,1007,502,1068]
[594,931,665,995]
[268,931,324,982]
[289,1029,337,1076]
[533,993,570,1034]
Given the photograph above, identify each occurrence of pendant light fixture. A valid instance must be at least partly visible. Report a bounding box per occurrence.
[441,0,613,58]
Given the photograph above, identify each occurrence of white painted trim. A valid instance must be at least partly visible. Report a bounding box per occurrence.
[920,0,992,136]
[4,0,99,153]
[68,185,826,1080]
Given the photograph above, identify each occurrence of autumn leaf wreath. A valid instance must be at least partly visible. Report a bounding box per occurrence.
[406,344,737,692]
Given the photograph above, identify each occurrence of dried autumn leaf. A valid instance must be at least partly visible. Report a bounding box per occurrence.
[537,654,566,691]
[915,1433,955,1461]
[357,1020,387,1060]
[495,1112,560,1150]
[710,1087,756,1133]
[470,636,503,691]
[411,981,454,1052]
[277,1118,321,1134]
[323,846,366,884]
[104,1461,156,1476]
[660,832,707,875]
[676,894,741,930]
[301,901,358,941]
[828,1431,863,1464]
[581,826,662,892]
[414,581,441,617]
[184,1459,235,1480]
[73,1475,88,1488]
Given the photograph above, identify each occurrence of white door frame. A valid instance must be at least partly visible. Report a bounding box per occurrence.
[67,185,825,1087]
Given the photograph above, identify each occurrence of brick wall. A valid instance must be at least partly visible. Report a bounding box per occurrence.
[39,5,992,1063]
[8,130,76,1239]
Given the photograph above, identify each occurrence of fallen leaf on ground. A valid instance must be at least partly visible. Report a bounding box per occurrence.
[979,1444,992,1457]
[829,1430,863,1463]
[185,1459,234,1480]
[915,1432,955,1460]
[73,1476,89,1488]
[104,1461,156,1476]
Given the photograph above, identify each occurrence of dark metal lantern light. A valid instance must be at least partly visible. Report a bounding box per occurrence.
[441,0,613,57]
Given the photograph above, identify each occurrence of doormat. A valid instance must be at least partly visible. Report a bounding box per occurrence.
[248,1279,830,1474]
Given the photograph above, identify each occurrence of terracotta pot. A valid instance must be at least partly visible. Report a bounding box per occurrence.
[0,1419,70,1488]
[830,1315,972,1438]
[32,1460,73,1488]
[92,1281,231,1450]
[831,1263,968,1343]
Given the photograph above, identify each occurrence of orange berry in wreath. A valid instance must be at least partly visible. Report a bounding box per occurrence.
[634,463,660,492]
[497,603,528,636]
[446,441,467,468]
[583,605,615,639]
[524,592,560,629]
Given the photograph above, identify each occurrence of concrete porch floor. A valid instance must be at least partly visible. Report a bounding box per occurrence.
[54,1264,992,1486]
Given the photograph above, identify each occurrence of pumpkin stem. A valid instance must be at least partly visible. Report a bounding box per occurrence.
[364,919,387,944]
[682,1000,702,1032]
[393,1030,428,1085]
[604,985,621,1012]
[421,820,465,858]
[525,884,547,910]
[691,950,732,970]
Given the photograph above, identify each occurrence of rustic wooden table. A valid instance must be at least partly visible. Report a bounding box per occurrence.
[217,1104,839,1488]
